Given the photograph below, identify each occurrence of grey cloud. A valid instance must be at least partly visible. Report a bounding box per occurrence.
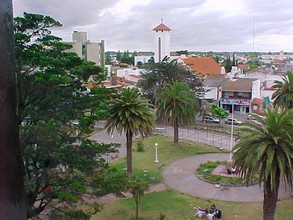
[13,0,119,27]
[13,0,293,52]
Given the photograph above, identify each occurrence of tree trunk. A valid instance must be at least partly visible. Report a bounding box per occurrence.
[135,201,139,220]
[126,130,133,177]
[0,1,26,219]
[173,122,179,144]
[263,173,280,220]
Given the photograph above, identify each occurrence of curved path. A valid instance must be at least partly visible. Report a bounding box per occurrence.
[163,153,293,202]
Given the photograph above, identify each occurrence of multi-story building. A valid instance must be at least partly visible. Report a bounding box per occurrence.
[67,31,105,68]
[203,75,261,115]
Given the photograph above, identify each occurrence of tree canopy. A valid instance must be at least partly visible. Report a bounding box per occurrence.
[156,81,198,144]
[138,58,203,103]
[15,13,127,219]
[272,71,293,110]
[210,104,228,120]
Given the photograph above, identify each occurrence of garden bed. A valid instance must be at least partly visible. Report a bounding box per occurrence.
[196,161,258,186]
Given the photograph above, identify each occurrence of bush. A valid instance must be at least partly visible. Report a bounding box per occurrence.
[136,140,144,152]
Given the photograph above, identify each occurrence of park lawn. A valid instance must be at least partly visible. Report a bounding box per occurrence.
[92,189,293,220]
[110,135,222,182]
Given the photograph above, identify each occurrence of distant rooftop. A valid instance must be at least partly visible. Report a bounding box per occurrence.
[182,57,221,77]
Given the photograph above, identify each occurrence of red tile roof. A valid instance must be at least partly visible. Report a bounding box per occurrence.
[273,59,285,64]
[182,57,221,77]
[238,64,250,70]
[153,23,171,31]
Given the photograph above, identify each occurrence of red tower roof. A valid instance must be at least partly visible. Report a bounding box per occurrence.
[153,23,171,31]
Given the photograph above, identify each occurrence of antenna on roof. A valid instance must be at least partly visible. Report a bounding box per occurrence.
[252,13,255,52]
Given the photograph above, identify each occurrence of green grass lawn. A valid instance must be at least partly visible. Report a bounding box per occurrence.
[93,189,293,220]
[110,135,222,182]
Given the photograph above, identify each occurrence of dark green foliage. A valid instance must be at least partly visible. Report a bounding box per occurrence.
[223,56,232,73]
[156,81,198,144]
[138,58,203,103]
[272,71,293,110]
[120,50,134,65]
[136,140,145,152]
[15,13,127,219]
[210,104,228,120]
[248,59,261,70]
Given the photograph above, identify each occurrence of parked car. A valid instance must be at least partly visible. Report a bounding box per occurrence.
[250,119,262,126]
[202,116,220,123]
[246,114,263,126]
[224,118,242,125]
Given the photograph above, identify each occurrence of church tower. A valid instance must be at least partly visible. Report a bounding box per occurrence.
[153,20,171,63]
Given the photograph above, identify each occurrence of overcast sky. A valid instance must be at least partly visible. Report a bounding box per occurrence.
[13,0,293,52]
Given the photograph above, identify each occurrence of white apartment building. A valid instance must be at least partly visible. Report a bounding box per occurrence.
[67,31,105,68]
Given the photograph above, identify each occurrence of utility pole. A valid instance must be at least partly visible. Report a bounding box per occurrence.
[252,13,255,53]
[0,1,26,219]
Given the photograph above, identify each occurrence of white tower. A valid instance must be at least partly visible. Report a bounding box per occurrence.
[153,20,171,63]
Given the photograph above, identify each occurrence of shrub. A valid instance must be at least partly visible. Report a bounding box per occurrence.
[136,139,144,152]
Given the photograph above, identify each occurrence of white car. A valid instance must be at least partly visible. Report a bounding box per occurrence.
[224,118,242,125]
[202,116,220,123]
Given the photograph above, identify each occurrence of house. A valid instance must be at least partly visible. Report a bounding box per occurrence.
[202,75,226,100]
[219,78,260,114]
[180,57,222,78]
[240,68,282,101]
[203,75,261,115]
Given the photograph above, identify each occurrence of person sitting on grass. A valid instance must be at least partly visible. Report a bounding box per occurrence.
[209,203,222,219]
[194,206,208,218]
[206,209,215,220]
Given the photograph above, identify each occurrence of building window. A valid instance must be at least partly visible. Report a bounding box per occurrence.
[234,105,241,111]
[243,93,250,98]
[223,92,233,98]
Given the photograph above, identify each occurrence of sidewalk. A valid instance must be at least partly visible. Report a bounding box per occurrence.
[163,153,293,202]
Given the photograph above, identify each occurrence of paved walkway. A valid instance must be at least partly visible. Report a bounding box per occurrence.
[163,153,293,202]
[90,125,293,202]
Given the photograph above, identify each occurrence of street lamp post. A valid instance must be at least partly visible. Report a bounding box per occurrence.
[154,143,159,163]
[229,103,234,160]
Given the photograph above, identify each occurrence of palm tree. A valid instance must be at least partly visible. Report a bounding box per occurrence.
[156,81,198,144]
[272,71,293,110]
[233,108,293,220]
[105,88,154,176]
